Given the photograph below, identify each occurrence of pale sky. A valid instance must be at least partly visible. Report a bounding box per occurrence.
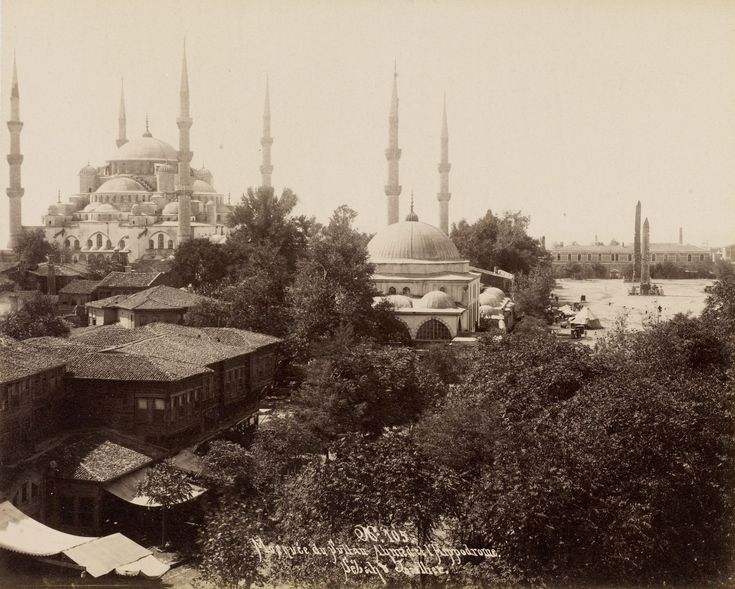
[1,0,735,248]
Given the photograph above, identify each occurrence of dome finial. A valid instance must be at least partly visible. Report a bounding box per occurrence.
[405,190,419,222]
[143,113,152,137]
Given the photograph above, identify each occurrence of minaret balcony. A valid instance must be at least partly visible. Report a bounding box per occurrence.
[7,154,23,165]
[438,163,451,173]
[384,185,402,196]
[384,148,402,159]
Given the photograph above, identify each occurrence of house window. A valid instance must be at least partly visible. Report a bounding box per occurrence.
[628,254,632,261]
[587,254,592,261]
[153,399,165,423]
[388,287,396,295]
[556,254,561,261]
[577,254,581,261]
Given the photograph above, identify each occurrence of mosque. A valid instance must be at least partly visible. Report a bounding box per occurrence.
[4,47,274,263]
[367,72,512,341]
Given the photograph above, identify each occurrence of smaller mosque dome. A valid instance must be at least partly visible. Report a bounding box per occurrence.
[192,179,216,194]
[83,202,100,212]
[196,165,213,183]
[368,221,462,262]
[479,287,506,307]
[47,204,59,215]
[97,177,147,193]
[95,203,116,212]
[162,201,179,215]
[79,164,97,176]
[383,294,413,309]
[419,290,456,309]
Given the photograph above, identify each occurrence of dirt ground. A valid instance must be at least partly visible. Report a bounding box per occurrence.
[552,278,714,341]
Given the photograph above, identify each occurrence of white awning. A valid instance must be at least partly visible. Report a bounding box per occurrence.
[0,501,169,578]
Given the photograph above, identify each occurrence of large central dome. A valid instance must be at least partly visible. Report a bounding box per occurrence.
[110,135,179,162]
[368,221,462,261]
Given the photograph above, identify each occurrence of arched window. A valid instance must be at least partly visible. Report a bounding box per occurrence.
[157,234,165,249]
[687,254,692,262]
[74,239,80,250]
[388,287,396,295]
[106,239,112,250]
[86,239,93,249]
[96,234,103,248]
[651,254,656,262]
[416,319,451,341]
[119,239,126,250]
[167,240,174,249]
[148,239,155,250]
[64,239,71,249]
[402,287,411,296]
[439,287,446,292]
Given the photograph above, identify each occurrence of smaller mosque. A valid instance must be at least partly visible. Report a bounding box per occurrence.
[368,72,504,342]
[5,49,276,264]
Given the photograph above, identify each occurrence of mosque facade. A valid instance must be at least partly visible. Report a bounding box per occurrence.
[4,48,273,263]
[367,72,483,341]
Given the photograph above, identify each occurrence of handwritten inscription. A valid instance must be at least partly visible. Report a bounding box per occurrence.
[250,528,496,585]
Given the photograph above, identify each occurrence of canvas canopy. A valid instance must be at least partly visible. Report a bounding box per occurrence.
[0,501,169,578]
[558,304,576,316]
[104,465,207,507]
[570,307,602,329]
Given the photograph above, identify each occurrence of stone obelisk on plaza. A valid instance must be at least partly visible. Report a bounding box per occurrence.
[633,200,641,282]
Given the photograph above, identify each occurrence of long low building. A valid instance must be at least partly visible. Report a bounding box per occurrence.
[550,242,711,277]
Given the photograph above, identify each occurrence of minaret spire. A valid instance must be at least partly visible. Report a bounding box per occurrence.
[384,67,402,225]
[437,94,452,234]
[7,53,24,249]
[405,189,419,222]
[176,40,193,244]
[117,78,128,148]
[260,75,274,189]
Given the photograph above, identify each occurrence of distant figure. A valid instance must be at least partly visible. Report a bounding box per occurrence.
[658,305,662,314]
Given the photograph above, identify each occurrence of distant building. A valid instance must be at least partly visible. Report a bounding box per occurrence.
[93,271,167,300]
[86,284,210,327]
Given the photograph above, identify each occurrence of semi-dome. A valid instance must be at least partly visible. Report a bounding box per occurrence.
[110,135,179,162]
[382,294,414,309]
[96,177,148,193]
[479,287,506,307]
[418,290,456,309]
[95,203,116,212]
[83,202,100,212]
[79,164,97,176]
[192,179,216,193]
[368,221,462,261]
[162,202,179,215]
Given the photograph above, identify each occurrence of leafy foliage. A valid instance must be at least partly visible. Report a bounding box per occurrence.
[170,238,230,289]
[0,293,69,339]
[13,228,57,265]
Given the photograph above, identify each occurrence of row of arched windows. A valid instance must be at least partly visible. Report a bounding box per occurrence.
[148,234,174,250]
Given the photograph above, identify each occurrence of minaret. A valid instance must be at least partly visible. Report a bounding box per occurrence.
[6,54,24,249]
[405,190,419,222]
[679,227,683,245]
[633,201,641,282]
[116,79,128,148]
[176,42,193,244]
[641,217,650,285]
[437,96,451,234]
[384,67,401,225]
[260,76,274,189]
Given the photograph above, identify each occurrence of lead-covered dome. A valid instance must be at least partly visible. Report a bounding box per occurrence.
[110,135,179,162]
[162,202,179,215]
[381,294,414,309]
[479,287,506,307]
[418,290,456,309]
[368,221,462,261]
[192,179,216,193]
[96,177,148,193]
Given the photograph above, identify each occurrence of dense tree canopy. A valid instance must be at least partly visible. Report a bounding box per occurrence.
[0,293,69,339]
[13,228,57,266]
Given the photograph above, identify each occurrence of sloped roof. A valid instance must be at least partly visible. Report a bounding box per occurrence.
[86,294,130,309]
[0,343,66,383]
[30,263,87,277]
[69,325,158,349]
[87,285,206,311]
[58,280,100,295]
[96,272,162,289]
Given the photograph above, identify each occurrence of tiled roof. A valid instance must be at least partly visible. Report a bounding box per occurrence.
[47,433,163,482]
[0,343,66,383]
[96,272,161,288]
[86,286,207,312]
[58,280,100,295]
[200,327,281,349]
[70,325,158,349]
[86,294,130,309]
[115,335,246,367]
[30,263,87,278]
[67,352,212,381]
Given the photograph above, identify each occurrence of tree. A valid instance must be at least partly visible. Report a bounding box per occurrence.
[170,238,230,289]
[137,459,194,547]
[201,440,254,489]
[13,228,57,266]
[0,293,69,339]
[86,254,125,280]
[450,210,549,274]
[513,265,556,319]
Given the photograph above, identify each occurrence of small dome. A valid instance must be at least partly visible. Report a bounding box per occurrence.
[192,179,216,194]
[83,202,100,212]
[383,294,413,309]
[368,221,462,262]
[418,290,456,309]
[110,135,178,162]
[79,164,97,176]
[196,165,214,183]
[206,200,217,208]
[96,177,148,193]
[479,287,506,307]
[47,205,59,215]
[162,201,179,215]
[95,203,116,212]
